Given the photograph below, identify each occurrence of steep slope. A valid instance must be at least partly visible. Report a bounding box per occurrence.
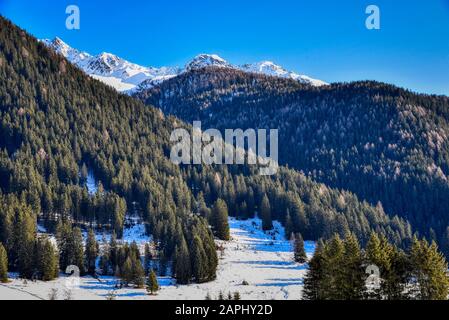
[134,67,449,255]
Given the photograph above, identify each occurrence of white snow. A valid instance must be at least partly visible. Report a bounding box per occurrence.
[41,37,327,92]
[239,61,328,87]
[0,217,315,300]
[85,171,98,195]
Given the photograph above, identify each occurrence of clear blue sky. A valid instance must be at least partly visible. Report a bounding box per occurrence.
[1,0,448,95]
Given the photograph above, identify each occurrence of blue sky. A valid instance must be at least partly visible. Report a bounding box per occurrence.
[1,0,449,95]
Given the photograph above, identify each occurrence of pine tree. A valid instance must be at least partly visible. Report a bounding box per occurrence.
[321,235,345,299]
[0,243,8,283]
[233,291,241,300]
[174,236,192,284]
[14,209,36,279]
[293,233,307,263]
[132,256,145,288]
[72,227,85,275]
[146,269,159,295]
[121,256,133,286]
[35,236,59,281]
[410,237,449,300]
[144,243,152,275]
[212,199,230,240]
[85,229,99,275]
[260,194,272,231]
[341,233,365,300]
[303,239,326,300]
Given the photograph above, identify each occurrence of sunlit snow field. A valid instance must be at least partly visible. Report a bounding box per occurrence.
[0,217,315,300]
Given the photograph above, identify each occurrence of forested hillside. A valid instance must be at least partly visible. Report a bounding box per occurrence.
[135,67,449,256]
[0,16,418,284]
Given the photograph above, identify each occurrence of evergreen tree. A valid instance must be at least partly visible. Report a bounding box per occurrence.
[144,243,152,275]
[410,237,449,300]
[303,240,326,300]
[320,235,345,299]
[174,236,192,284]
[191,235,207,283]
[121,256,134,286]
[293,233,307,263]
[212,199,230,240]
[85,229,99,275]
[14,209,36,279]
[341,233,365,299]
[0,243,8,283]
[260,194,272,231]
[146,269,159,295]
[35,236,59,281]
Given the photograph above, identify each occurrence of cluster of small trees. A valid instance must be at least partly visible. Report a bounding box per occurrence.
[0,195,58,281]
[304,233,449,300]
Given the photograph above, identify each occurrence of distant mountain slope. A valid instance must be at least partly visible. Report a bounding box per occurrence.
[41,37,327,92]
[134,67,449,256]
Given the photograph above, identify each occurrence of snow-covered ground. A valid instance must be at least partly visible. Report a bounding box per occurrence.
[0,217,315,300]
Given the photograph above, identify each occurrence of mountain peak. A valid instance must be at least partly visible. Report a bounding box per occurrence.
[240,61,327,87]
[185,54,231,70]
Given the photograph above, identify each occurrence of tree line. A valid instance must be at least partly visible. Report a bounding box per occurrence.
[304,233,449,300]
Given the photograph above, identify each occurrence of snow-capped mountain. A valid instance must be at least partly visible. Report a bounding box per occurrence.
[185,54,231,70]
[239,61,328,87]
[41,37,327,92]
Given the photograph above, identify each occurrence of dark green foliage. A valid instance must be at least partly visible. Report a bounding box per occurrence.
[146,269,159,295]
[260,194,272,231]
[410,237,449,300]
[293,233,307,263]
[34,235,59,281]
[174,235,192,284]
[304,234,449,300]
[56,222,85,275]
[114,242,145,287]
[211,199,230,240]
[0,242,8,282]
[85,229,99,275]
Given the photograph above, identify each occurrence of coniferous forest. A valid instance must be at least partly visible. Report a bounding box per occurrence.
[0,15,448,299]
[135,66,449,259]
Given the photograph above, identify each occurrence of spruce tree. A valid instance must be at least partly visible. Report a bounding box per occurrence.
[321,235,345,299]
[410,237,449,300]
[341,233,365,300]
[303,239,326,300]
[0,243,8,283]
[212,199,230,240]
[73,227,85,275]
[146,269,159,295]
[293,233,307,263]
[85,229,99,275]
[144,243,152,275]
[174,236,192,284]
[35,236,59,281]
[260,194,272,231]
[121,257,133,286]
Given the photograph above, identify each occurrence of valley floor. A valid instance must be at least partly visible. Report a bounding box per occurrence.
[0,217,315,300]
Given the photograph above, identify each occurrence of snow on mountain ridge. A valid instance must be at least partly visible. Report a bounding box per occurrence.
[41,37,327,92]
[185,53,231,70]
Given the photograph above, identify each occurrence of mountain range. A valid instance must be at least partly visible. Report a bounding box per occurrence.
[41,37,327,93]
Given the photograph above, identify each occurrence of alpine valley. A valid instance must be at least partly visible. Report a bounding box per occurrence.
[0,15,448,301]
